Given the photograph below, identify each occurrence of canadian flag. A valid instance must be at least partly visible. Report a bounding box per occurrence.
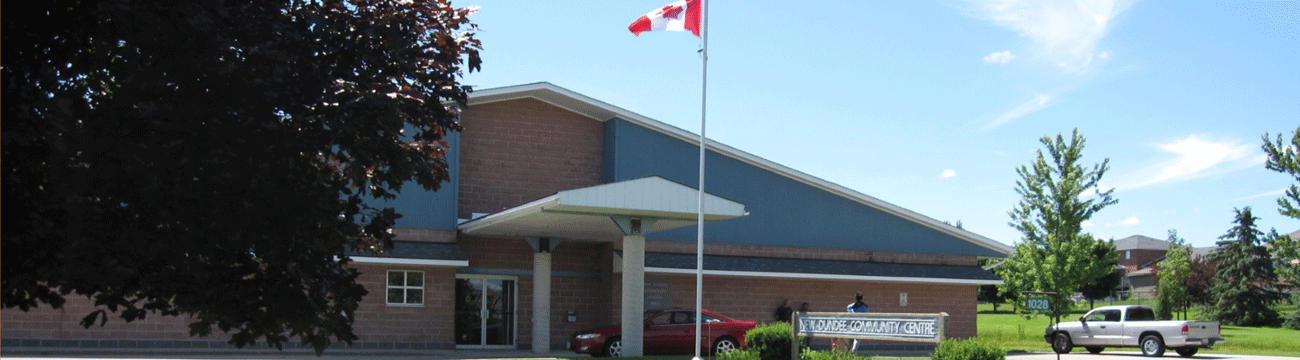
[628,0,701,37]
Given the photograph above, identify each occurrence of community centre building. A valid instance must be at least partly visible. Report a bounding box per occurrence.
[1,82,1012,354]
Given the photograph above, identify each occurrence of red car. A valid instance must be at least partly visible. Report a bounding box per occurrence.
[569,309,758,357]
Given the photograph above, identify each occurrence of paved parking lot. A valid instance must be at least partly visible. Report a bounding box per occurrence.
[1007,350,1299,360]
[4,349,1296,360]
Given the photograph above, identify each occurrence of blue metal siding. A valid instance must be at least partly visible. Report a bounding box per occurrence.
[368,131,461,230]
[604,118,1001,257]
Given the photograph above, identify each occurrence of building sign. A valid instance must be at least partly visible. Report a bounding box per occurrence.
[1025,296,1051,311]
[794,312,948,343]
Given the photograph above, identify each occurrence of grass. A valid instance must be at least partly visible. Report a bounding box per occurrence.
[975,301,1300,356]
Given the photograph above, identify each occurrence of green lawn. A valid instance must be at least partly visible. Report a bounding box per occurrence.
[975,302,1300,356]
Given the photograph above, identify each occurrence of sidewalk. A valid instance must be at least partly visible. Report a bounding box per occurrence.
[1,347,586,360]
[1,347,933,359]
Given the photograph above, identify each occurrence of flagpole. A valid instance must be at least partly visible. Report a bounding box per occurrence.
[693,0,708,359]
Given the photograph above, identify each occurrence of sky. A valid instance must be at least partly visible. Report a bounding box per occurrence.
[457,0,1299,249]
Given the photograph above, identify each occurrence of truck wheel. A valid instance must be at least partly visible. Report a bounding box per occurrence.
[1052,333,1073,354]
[1140,334,1166,357]
[1175,347,1198,357]
[1086,346,1104,354]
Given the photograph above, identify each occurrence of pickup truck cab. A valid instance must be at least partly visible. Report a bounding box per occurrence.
[1045,305,1223,357]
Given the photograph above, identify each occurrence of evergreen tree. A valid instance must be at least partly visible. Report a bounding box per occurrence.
[1261,127,1300,329]
[1207,208,1284,326]
[1003,129,1118,320]
[1079,239,1121,309]
[1156,230,1193,320]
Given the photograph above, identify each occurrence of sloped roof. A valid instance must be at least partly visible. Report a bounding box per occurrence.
[1115,235,1170,251]
[465,82,1012,256]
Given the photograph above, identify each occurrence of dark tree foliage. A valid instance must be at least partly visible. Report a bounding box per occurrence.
[1079,239,1121,309]
[1206,208,1284,326]
[1185,256,1217,307]
[977,285,1005,311]
[976,259,1007,311]
[2,0,481,353]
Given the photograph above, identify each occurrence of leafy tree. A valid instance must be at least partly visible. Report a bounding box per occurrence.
[1156,230,1193,320]
[1003,129,1119,320]
[1185,255,1217,307]
[977,259,1008,311]
[1262,128,1300,219]
[1,0,481,354]
[1206,208,1284,326]
[1262,128,1300,328]
[1079,239,1121,309]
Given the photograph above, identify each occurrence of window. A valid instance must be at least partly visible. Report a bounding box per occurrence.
[1127,307,1156,321]
[648,312,673,326]
[1126,250,1131,260]
[387,270,424,305]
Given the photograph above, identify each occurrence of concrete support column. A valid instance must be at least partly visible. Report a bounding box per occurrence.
[620,233,646,357]
[527,237,557,354]
[532,251,552,353]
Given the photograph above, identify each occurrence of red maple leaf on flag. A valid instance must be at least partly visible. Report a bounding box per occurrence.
[658,4,684,20]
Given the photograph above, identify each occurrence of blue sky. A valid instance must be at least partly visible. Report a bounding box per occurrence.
[458,0,1298,249]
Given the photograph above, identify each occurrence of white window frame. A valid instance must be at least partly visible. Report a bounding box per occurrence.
[386,270,425,306]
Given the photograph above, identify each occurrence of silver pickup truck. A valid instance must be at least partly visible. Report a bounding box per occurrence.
[1044,305,1223,357]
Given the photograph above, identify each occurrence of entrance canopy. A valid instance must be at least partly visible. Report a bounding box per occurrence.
[458,176,747,240]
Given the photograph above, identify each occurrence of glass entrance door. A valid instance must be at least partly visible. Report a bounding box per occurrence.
[455,275,516,348]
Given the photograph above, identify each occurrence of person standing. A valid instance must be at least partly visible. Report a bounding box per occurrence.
[846,292,869,352]
[798,302,812,349]
[774,299,794,322]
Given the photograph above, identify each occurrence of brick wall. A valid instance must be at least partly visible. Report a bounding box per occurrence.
[1,264,461,347]
[458,98,603,219]
[351,264,456,343]
[642,239,978,266]
[456,236,614,349]
[657,274,978,340]
[392,228,457,243]
[1120,249,1166,268]
[0,297,192,340]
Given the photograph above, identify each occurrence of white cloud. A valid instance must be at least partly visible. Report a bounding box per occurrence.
[1098,50,1112,60]
[1121,216,1139,225]
[1140,136,1261,187]
[983,51,1017,64]
[1108,135,1267,192]
[1232,188,1287,202]
[963,0,1132,72]
[941,169,957,178]
[985,92,1052,129]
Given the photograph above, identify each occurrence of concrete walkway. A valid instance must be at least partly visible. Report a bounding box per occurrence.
[1,347,936,360]
[1,347,584,360]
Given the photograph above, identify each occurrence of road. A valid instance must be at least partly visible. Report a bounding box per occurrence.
[1008,351,1298,360]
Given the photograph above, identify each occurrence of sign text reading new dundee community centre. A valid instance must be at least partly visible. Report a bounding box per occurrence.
[794,312,949,343]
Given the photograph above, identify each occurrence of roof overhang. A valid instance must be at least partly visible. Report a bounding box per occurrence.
[459,176,747,241]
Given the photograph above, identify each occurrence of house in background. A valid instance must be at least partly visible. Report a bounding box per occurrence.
[1,82,1011,355]
[1115,235,1224,298]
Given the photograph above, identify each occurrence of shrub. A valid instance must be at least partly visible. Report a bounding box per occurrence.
[1283,311,1300,330]
[720,349,761,360]
[745,322,796,360]
[930,338,1006,360]
[800,347,873,360]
